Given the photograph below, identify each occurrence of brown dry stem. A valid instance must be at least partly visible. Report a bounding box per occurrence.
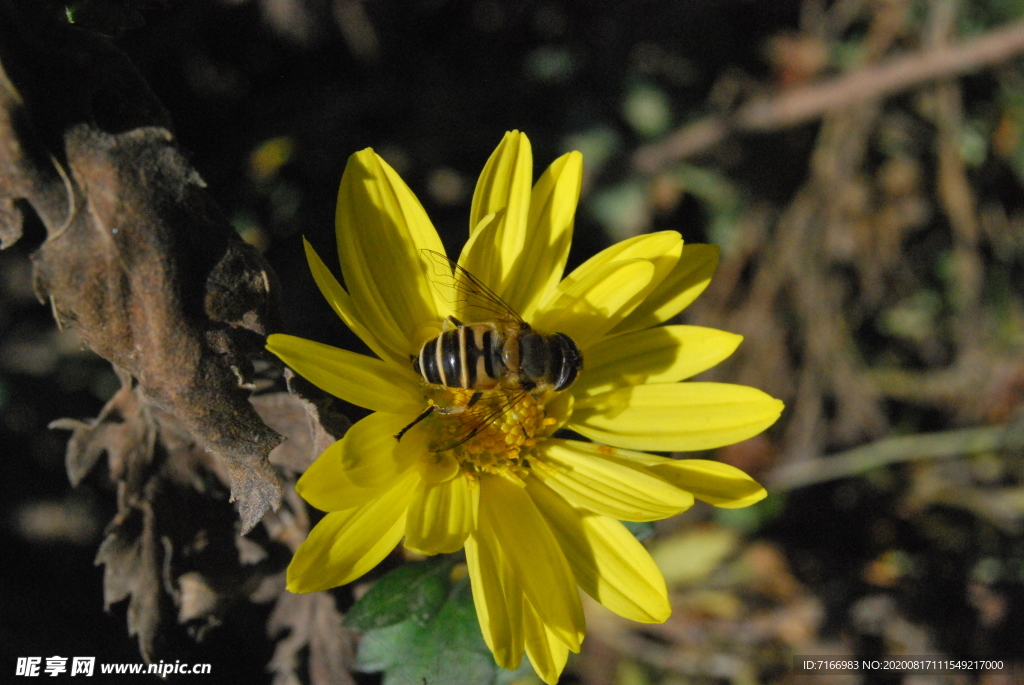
[634,18,1024,173]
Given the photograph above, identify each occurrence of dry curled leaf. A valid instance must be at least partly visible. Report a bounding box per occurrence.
[32,123,285,533]
[54,366,351,671]
[0,2,285,533]
[253,386,355,685]
[254,375,350,476]
[55,370,285,660]
[268,591,358,685]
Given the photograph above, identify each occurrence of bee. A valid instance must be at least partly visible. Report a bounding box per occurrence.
[395,250,583,451]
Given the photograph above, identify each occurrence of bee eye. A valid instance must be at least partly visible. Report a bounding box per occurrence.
[551,333,582,391]
[547,335,565,374]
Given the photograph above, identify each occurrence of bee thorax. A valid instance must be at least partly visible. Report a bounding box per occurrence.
[518,331,547,382]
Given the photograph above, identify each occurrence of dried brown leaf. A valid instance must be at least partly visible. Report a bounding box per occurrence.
[254,379,349,475]
[0,4,287,533]
[268,591,358,685]
[94,494,165,661]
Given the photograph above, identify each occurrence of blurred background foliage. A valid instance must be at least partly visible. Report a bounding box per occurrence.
[4,0,1024,683]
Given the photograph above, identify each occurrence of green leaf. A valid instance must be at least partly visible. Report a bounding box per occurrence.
[355,577,535,685]
[345,558,455,631]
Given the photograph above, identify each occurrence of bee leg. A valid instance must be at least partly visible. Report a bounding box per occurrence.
[433,391,482,416]
[395,405,436,441]
[517,420,530,440]
[442,315,464,332]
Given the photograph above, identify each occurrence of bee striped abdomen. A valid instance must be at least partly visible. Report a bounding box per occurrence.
[417,323,503,389]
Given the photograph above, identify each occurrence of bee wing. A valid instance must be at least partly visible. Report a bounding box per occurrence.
[430,389,530,452]
[421,249,526,325]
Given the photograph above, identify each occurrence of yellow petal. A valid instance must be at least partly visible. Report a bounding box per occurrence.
[404,474,479,554]
[303,238,411,368]
[608,453,767,509]
[295,438,387,512]
[539,230,682,322]
[464,131,534,295]
[531,439,693,521]
[572,325,743,397]
[335,411,426,489]
[335,149,448,356]
[454,210,512,322]
[522,598,571,685]
[266,334,422,414]
[531,259,655,350]
[611,243,719,335]
[553,230,682,292]
[470,131,533,236]
[465,533,524,670]
[295,411,425,512]
[528,478,670,623]
[418,450,461,484]
[286,472,417,592]
[456,150,583,322]
[657,459,767,508]
[511,151,583,319]
[571,382,783,451]
[458,208,515,308]
[479,475,586,651]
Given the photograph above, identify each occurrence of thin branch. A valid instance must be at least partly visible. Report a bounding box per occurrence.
[767,423,1024,491]
[634,19,1024,173]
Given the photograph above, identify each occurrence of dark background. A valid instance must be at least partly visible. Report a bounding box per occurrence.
[3,1,1024,683]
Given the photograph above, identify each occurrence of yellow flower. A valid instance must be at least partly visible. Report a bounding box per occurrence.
[267,131,783,684]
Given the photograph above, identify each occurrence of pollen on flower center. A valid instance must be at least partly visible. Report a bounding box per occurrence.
[426,387,556,485]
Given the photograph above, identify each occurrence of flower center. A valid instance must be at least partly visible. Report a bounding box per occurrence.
[426,387,557,485]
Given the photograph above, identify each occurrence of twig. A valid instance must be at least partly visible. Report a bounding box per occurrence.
[634,19,1024,173]
[767,423,1024,491]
